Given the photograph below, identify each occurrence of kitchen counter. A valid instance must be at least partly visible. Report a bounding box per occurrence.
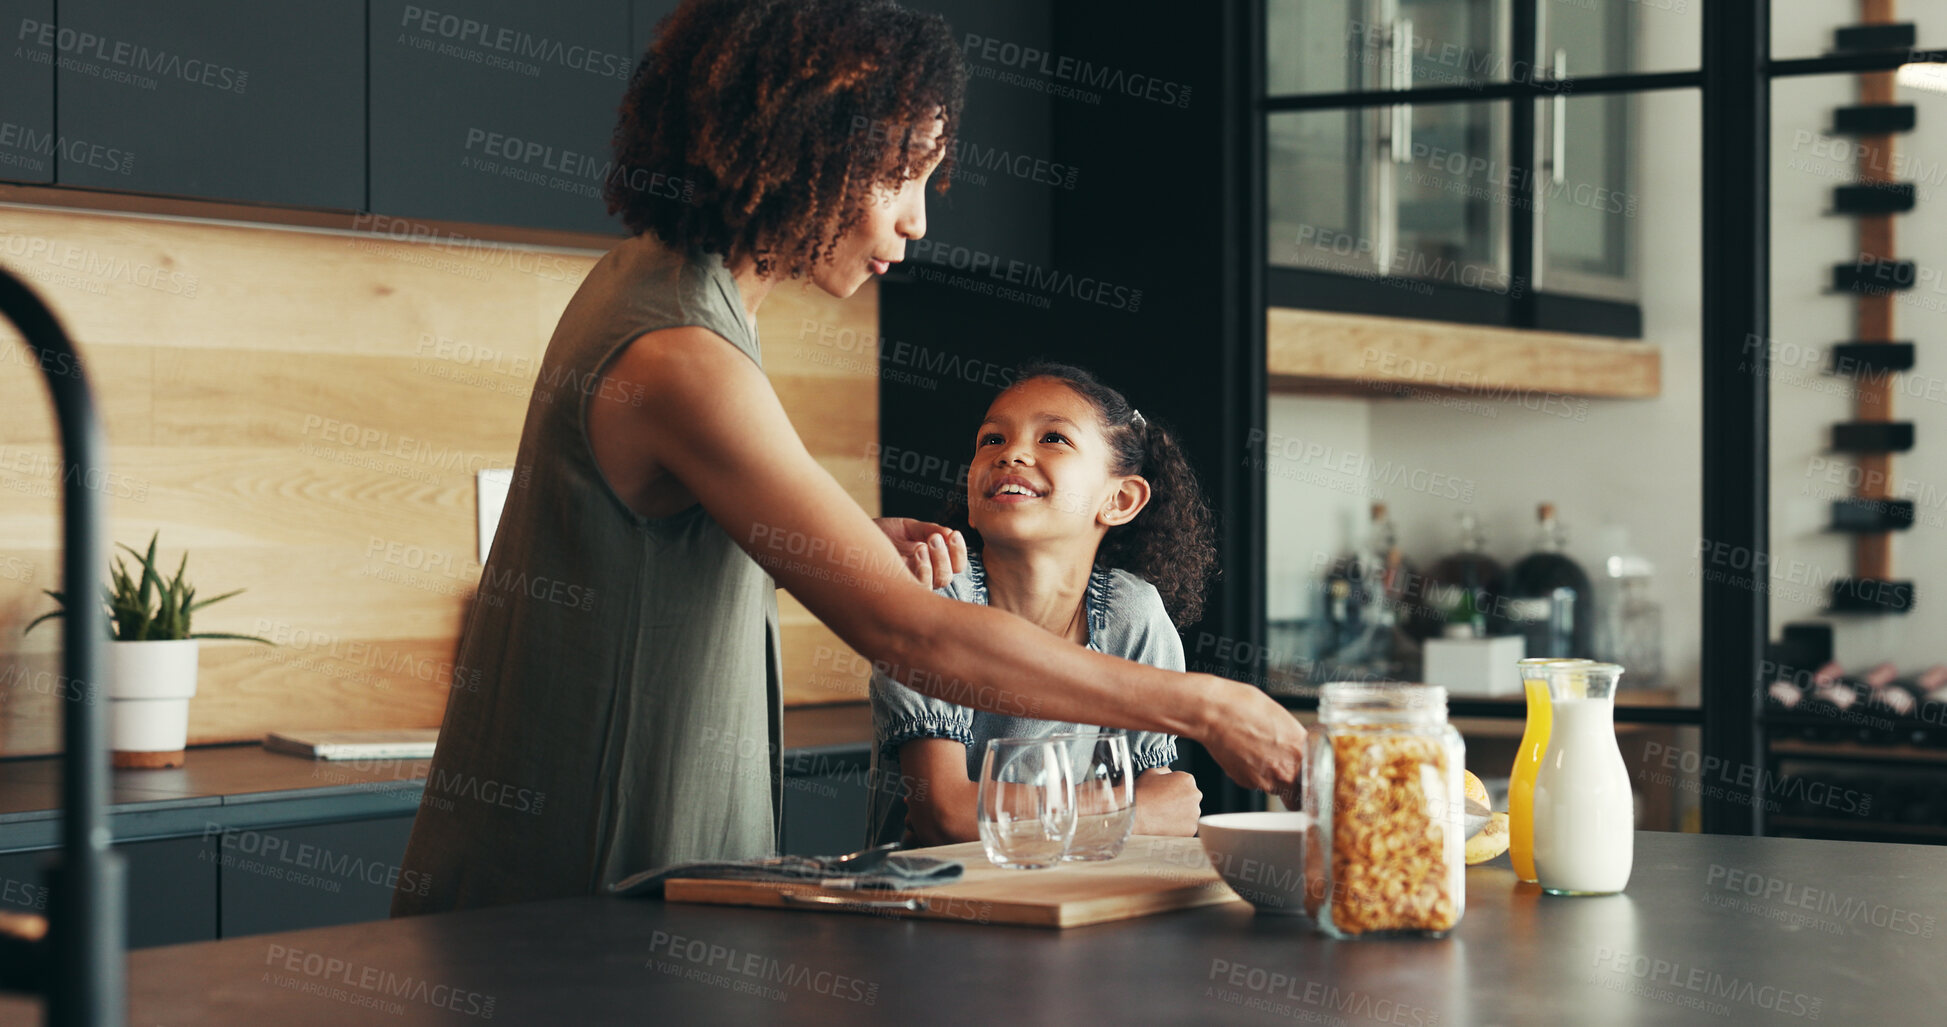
[2,831,1938,1024]
[0,705,880,946]
[0,703,875,849]
[0,743,431,851]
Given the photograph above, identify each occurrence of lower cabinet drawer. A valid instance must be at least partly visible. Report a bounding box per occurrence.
[0,836,218,948]
[780,764,871,857]
[215,816,418,939]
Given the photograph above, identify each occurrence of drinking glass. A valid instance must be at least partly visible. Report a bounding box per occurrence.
[1053,732,1136,862]
[977,738,1077,869]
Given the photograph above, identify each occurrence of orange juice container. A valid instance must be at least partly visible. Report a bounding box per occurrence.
[1509,658,1591,883]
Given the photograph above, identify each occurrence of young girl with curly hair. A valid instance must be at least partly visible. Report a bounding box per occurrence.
[396,0,1301,916]
[870,363,1218,846]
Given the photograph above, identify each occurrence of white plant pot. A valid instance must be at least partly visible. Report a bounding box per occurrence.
[108,639,199,768]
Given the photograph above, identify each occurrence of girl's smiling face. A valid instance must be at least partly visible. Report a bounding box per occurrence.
[968,377,1149,545]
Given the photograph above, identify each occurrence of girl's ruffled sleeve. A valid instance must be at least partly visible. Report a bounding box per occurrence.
[1102,571,1183,773]
[870,569,980,760]
[870,670,976,760]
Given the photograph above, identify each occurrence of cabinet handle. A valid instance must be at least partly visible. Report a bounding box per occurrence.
[1550,48,1568,184]
[1391,18,1414,164]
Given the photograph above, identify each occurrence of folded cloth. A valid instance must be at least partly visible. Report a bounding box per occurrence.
[610,845,965,898]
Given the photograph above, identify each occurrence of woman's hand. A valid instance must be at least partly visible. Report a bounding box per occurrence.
[1130,768,1202,836]
[874,517,968,589]
[1196,679,1308,807]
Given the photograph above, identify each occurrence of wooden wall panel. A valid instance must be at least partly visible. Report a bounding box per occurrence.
[1267,306,1661,399]
[0,204,876,756]
[0,342,154,446]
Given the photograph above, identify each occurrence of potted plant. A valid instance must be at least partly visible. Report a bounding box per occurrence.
[25,532,271,768]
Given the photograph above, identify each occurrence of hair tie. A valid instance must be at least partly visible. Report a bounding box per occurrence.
[1131,408,1147,428]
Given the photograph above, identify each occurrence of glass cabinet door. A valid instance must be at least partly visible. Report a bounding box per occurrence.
[1541,0,1700,76]
[1394,100,1513,293]
[1535,92,1636,300]
[1266,0,1509,93]
[1266,0,1379,275]
[1266,0,1366,96]
[1266,0,1511,290]
[1268,109,1380,275]
[1397,0,1508,90]
[1534,0,1639,301]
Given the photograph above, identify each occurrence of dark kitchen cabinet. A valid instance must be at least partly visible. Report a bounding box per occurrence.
[779,750,871,857]
[126,837,221,946]
[898,0,1056,271]
[370,0,634,235]
[0,0,55,184]
[1266,0,1512,291]
[0,850,49,918]
[0,837,217,948]
[53,0,364,208]
[216,815,416,939]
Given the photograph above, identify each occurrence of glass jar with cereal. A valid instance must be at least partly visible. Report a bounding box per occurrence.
[1303,682,1465,938]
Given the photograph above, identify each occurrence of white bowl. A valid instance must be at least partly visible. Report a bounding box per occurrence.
[1197,812,1310,915]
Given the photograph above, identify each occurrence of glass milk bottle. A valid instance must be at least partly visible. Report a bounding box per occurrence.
[1531,662,1634,895]
[1509,658,1592,884]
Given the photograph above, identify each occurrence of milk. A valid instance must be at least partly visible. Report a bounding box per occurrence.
[1531,695,1634,895]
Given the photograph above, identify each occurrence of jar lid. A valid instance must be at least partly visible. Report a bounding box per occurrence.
[1318,681,1448,723]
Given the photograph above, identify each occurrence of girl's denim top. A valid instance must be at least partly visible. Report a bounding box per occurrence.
[865,552,1183,847]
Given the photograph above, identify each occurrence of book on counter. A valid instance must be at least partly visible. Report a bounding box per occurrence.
[264,728,439,760]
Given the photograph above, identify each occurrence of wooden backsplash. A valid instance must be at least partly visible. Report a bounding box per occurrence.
[0,204,878,757]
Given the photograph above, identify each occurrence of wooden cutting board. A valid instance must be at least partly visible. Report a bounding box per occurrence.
[664,835,1243,929]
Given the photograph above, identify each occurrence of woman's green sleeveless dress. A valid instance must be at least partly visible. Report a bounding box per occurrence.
[392,235,783,915]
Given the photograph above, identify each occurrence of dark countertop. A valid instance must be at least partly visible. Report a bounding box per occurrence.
[1,831,1939,1025]
[0,704,875,848]
[0,743,431,825]
[0,743,433,851]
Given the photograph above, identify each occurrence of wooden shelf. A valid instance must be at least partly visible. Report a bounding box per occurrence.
[1266,307,1661,399]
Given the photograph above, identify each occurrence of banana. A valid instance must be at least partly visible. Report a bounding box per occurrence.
[1466,812,1511,865]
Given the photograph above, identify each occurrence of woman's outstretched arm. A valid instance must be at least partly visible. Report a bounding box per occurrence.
[591,326,1306,801]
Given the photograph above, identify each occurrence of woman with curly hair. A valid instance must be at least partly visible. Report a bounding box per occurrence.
[394,0,1302,916]
[870,363,1217,846]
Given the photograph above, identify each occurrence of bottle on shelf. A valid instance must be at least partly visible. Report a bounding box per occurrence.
[1313,534,1380,679]
[1314,503,1419,680]
[1503,503,1594,659]
[1415,511,1504,642]
[1442,587,1482,639]
[1367,503,1424,678]
[1593,526,1663,690]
